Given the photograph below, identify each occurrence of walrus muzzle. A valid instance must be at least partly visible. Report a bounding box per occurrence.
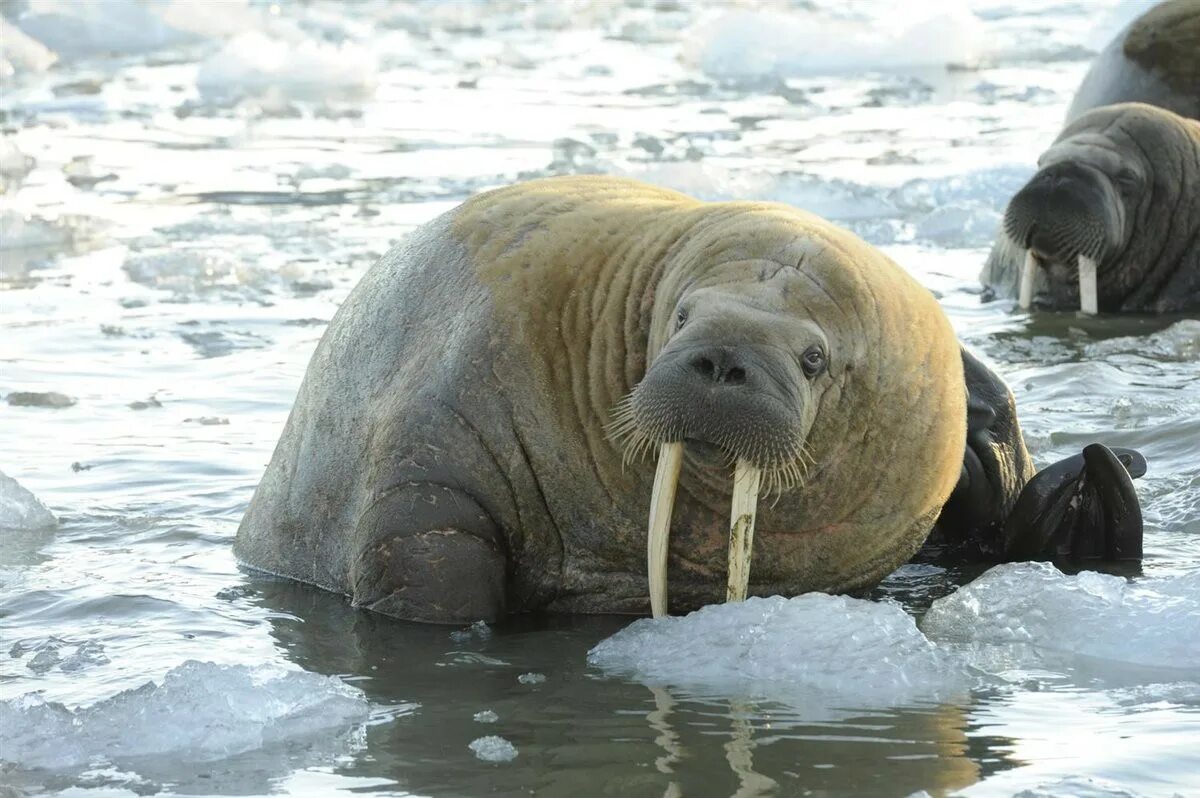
[609,337,811,617]
[1003,161,1124,314]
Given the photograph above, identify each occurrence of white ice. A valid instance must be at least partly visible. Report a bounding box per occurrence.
[682,6,986,82]
[469,736,518,763]
[517,672,547,685]
[473,709,499,723]
[588,594,970,706]
[922,562,1200,673]
[0,660,370,770]
[0,18,57,77]
[591,564,1200,706]
[0,469,56,531]
[196,32,378,104]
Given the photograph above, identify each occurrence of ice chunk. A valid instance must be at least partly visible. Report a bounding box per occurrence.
[682,7,986,82]
[517,672,546,685]
[589,594,970,706]
[922,563,1200,672]
[0,470,56,531]
[0,18,58,77]
[473,710,499,723]
[913,203,1002,247]
[6,391,76,408]
[0,660,370,769]
[469,736,518,763]
[196,32,377,103]
[16,0,194,58]
[0,138,36,194]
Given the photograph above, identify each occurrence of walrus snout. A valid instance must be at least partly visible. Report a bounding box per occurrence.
[1004,161,1124,313]
[688,346,747,386]
[1004,162,1119,264]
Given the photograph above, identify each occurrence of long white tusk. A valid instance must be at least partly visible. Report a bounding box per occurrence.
[647,441,683,618]
[1078,254,1098,315]
[1019,249,1038,310]
[726,459,762,603]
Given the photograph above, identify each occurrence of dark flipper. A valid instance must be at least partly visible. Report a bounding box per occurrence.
[1003,444,1145,562]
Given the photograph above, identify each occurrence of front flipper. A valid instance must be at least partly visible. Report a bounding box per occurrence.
[1003,444,1146,562]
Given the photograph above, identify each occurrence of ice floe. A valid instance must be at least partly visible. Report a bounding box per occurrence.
[0,660,370,770]
[196,32,377,104]
[922,562,1200,673]
[589,593,970,706]
[682,7,986,82]
[0,469,56,531]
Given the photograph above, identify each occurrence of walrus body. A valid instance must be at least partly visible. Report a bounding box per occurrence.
[238,176,1144,623]
[1067,0,1199,123]
[981,103,1200,313]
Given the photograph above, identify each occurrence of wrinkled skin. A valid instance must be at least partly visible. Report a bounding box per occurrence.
[982,103,1200,312]
[237,176,1146,624]
[1067,0,1200,124]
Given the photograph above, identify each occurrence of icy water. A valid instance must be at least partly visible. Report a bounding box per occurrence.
[2,1,1199,796]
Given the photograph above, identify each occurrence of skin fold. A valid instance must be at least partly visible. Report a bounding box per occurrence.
[982,103,1200,313]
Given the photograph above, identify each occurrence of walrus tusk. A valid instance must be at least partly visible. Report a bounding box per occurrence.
[1019,250,1038,310]
[648,441,683,618]
[726,459,762,602]
[1078,254,1098,315]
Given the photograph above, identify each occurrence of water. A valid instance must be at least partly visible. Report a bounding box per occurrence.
[2,1,1198,795]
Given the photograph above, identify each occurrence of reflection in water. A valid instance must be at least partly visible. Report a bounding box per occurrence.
[248,575,1001,797]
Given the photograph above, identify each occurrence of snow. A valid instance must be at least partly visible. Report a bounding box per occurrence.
[588,593,970,706]
[469,735,518,763]
[921,562,1200,673]
[0,660,371,769]
[0,469,56,531]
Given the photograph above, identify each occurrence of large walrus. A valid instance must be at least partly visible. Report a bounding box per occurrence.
[981,103,1200,313]
[1067,0,1199,124]
[237,176,1144,623]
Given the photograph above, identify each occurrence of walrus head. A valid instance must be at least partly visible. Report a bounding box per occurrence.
[998,103,1200,314]
[1002,148,1139,314]
[601,203,966,616]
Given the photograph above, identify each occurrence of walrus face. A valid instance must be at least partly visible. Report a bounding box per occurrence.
[608,261,832,614]
[1001,135,1146,314]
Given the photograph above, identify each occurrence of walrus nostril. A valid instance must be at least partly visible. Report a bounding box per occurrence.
[689,350,747,385]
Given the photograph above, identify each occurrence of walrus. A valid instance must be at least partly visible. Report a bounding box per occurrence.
[1067,0,1199,124]
[237,176,1145,623]
[981,102,1200,313]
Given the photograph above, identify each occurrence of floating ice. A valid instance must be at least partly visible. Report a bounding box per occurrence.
[922,563,1200,672]
[1085,320,1200,362]
[14,0,194,58]
[0,470,56,531]
[0,211,108,252]
[682,7,986,82]
[1,17,58,77]
[517,672,546,685]
[196,32,377,103]
[0,660,370,770]
[589,594,969,705]
[473,709,499,723]
[913,203,1002,247]
[469,736,518,763]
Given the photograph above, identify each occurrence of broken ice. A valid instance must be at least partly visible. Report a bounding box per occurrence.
[469,735,518,763]
[0,660,370,770]
[0,469,56,531]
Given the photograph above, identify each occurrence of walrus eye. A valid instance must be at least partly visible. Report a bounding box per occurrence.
[801,345,826,378]
[675,308,688,330]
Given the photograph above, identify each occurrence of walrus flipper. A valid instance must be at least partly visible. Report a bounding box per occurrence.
[1003,444,1146,562]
